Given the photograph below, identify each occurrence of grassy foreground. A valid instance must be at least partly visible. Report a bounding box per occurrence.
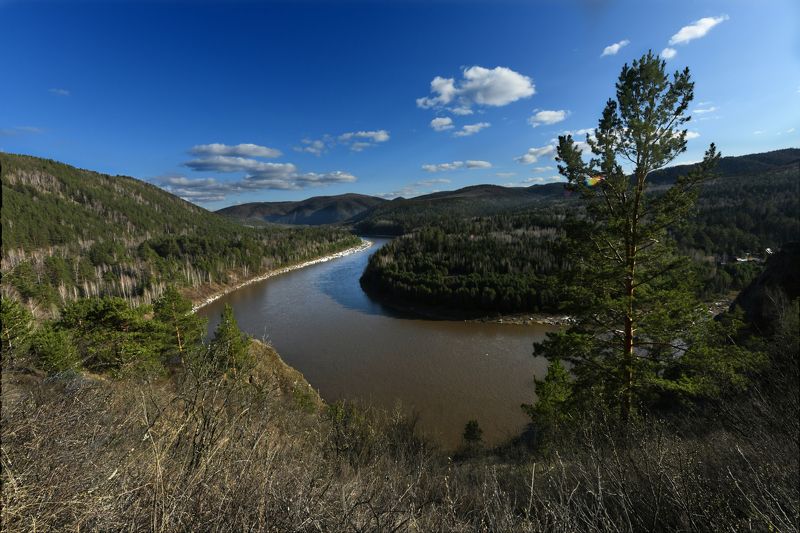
[2,339,797,532]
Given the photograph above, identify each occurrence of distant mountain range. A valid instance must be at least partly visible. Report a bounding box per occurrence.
[216,193,387,226]
[216,148,799,235]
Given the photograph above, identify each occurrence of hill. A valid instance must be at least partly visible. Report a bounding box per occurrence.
[217,193,386,225]
[649,147,800,185]
[350,183,568,235]
[0,153,360,313]
[353,148,799,235]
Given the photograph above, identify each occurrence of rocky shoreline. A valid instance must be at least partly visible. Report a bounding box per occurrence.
[191,239,373,313]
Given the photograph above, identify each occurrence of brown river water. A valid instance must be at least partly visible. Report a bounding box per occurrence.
[197,238,556,449]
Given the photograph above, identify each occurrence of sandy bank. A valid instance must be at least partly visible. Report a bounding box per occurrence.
[191,239,373,313]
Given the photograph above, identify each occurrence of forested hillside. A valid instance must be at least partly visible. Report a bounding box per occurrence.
[352,184,566,235]
[0,153,360,313]
[218,193,386,225]
[361,149,799,315]
[361,213,569,315]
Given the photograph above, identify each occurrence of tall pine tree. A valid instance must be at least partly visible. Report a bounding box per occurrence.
[536,52,760,420]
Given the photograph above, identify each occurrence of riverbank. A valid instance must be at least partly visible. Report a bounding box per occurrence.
[359,287,572,326]
[189,238,373,312]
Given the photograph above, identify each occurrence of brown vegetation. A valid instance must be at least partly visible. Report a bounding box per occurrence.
[2,339,796,532]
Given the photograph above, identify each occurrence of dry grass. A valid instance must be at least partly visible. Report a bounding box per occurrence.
[2,348,798,532]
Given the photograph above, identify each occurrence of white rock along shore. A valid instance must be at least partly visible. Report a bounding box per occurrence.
[191,238,373,313]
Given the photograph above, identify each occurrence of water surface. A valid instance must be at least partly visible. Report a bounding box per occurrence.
[198,238,555,448]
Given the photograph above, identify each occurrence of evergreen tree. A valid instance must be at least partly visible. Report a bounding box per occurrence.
[522,358,572,437]
[537,52,760,419]
[154,286,205,363]
[209,304,251,371]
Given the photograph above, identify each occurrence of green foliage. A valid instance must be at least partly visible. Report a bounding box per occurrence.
[538,52,763,420]
[154,286,206,363]
[361,213,568,315]
[462,419,483,445]
[29,324,81,373]
[1,296,34,364]
[58,297,163,377]
[209,304,251,371]
[522,359,572,426]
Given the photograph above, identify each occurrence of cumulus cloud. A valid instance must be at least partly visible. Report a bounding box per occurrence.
[430,117,454,131]
[528,109,568,127]
[184,156,296,175]
[454,122,491,137]
[417,66,534,113]
[156,169,357,203]
[422,160,492,172]
[669,15,728,45]
[515,145,555,164]
[338,129,390,151]
[601,39,630,57]
[338,130,390,143]
[190,143,282,158]
[685,131,701,140]
[661,47,677,59]
[693,105,717,114]
[531,166,554,173]
[294,137,330,156]
[49,88,70,96]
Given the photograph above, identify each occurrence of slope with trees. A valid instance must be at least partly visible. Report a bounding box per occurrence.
[1,153,360,314]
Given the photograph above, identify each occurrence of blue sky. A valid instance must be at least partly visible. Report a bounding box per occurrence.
[1,0,798,210]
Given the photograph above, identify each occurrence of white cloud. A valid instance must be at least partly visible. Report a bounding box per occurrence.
[190,143,282,158]
[454,122,491,137]
[338,130,390,151]
[669,15,728,45]
[294,138,330,156]
[528,109,568,127]
[430,117,454,131]
[601,39,630,57]
[417,66,534,113]
[495,172,516,178]
[422,162,464,172]
[753,130,764,135]
[661,47,677,59]
[422,160,492,172]
[694,106,717,114]
[531,166,554,173]
[685,131,701,140]
[185,156,296,175]
[515,145,555,164]
[451,106,474,116]
[157,167,357,203]
[788,128,796,134]
[338,130,390,143]
[49,88,70,96]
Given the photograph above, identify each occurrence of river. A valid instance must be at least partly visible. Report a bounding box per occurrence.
[197,238,556,449]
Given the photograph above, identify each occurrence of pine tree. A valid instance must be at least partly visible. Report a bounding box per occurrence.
[537,51,760,419]
[153,286,205,363]
[209,304,250,371]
